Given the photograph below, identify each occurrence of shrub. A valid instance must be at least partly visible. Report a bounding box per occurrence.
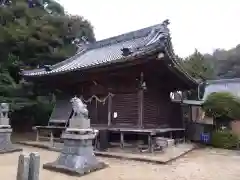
[211,130,239,149]
[203,92,240,120]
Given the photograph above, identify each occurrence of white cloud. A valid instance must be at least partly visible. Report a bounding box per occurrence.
[59,0,240,57]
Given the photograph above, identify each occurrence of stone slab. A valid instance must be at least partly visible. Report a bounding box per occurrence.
[43,155,107,177]
[0,125,11,128]
[62,133,96,140]
[66,128,98,133]
[0,128,12,133]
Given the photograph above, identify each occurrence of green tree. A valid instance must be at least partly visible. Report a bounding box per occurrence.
[202,92,240,120]
[0,0,95,112]
[182,49,215,80]
[0,54,36,111]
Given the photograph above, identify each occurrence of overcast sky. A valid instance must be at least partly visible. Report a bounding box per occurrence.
[59,0,240,57]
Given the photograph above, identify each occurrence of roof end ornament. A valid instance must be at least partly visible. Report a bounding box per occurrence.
[162,19,170,27]
[121,47,133,56]
[43,65,52,72]
[72,36,89,52]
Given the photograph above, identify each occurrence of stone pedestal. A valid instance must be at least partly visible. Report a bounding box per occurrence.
[43,128,107,176]
[0,127,22,154]
[69,116,90,129]
[0,117,9,126]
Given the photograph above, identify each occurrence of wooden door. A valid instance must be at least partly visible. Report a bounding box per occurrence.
[111,93,138,126]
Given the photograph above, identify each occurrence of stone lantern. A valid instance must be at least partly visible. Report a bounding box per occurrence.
[0,103,22,153]
[43,97,107,176]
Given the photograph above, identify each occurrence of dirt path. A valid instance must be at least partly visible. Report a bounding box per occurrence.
[1,146,240,180]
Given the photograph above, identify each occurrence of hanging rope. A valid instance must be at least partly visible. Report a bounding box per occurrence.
[80,93,114,105]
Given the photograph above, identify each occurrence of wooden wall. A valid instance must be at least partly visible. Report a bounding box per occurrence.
[82,89,183,129]
[77,84,183,128]
[142,86,183,128]
[64,60,187,129]
[168,102,183,128]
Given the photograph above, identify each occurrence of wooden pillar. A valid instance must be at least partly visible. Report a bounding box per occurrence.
[189,105,192,122]
[36,130,39,142]
[138,89,144,128]
[138,72,144,128]
[148,134,153,153]
[181,104,186,142]
[107,94,112,126]
[50,131,54,147]
[120,132,124,149]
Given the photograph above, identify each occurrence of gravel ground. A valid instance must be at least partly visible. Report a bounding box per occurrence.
[1,146,240,180]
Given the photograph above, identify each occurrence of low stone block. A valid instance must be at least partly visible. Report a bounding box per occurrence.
[16,153,30,180]
[29,152,40,180]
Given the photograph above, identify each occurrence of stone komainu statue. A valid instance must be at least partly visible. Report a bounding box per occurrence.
[0,103,9,118]
[70,96,88,119]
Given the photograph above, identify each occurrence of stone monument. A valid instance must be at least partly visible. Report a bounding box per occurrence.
[0,103,22,153]
[43,96,107,176]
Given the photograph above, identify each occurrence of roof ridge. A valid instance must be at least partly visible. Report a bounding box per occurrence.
[207,78,240,84]
[88,20,169,49]
[48,20,169,70]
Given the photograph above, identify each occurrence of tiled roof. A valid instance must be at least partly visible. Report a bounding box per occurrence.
[22,20,170,77]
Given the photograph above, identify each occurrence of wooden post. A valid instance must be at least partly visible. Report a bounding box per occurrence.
[107,94,112,126]
[16,153,30,180]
